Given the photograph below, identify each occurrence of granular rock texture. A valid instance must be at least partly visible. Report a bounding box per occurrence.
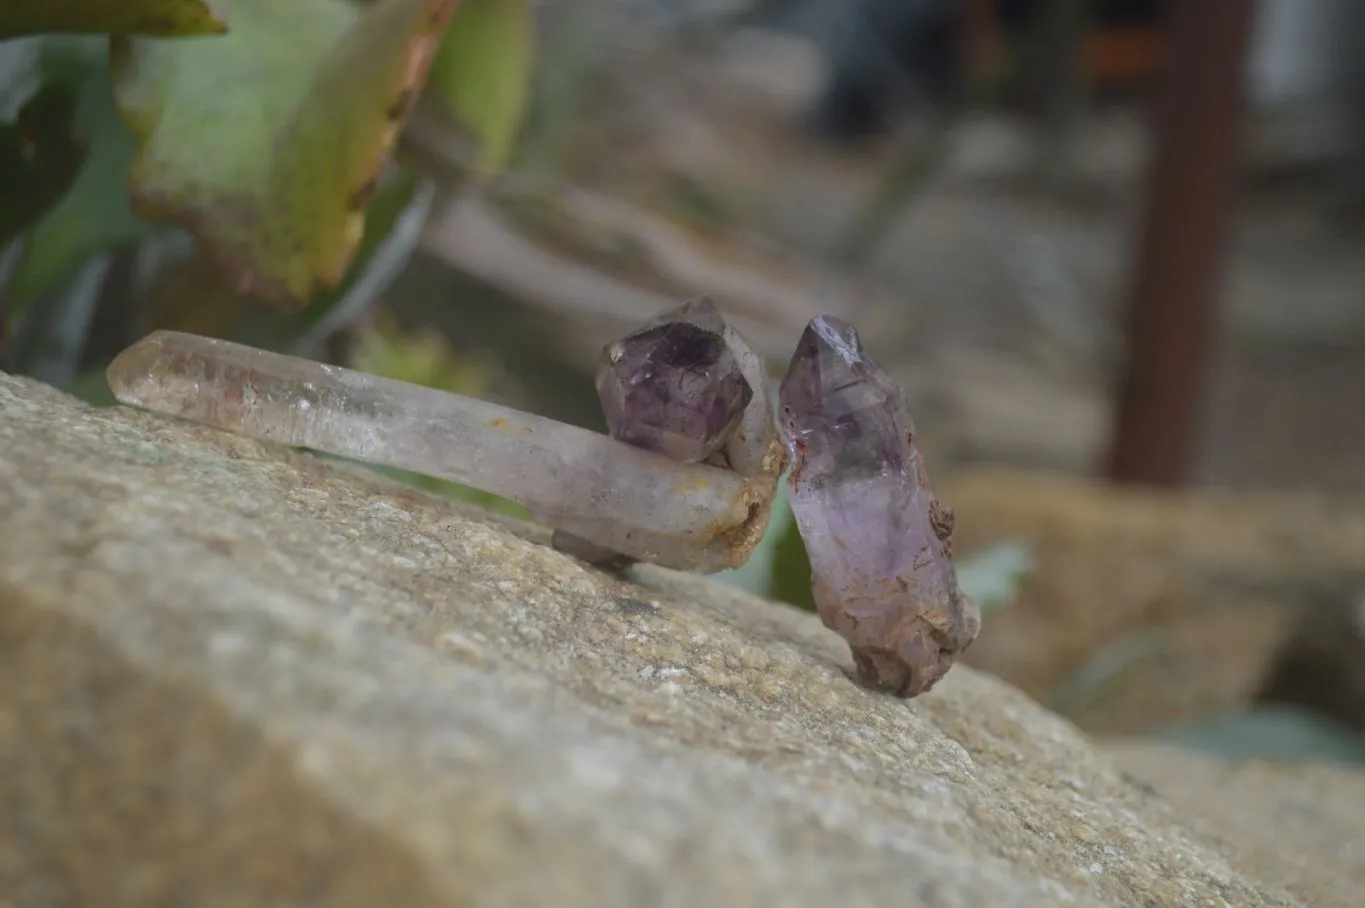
[1110,743,1365,908]
[0,371,1355,907]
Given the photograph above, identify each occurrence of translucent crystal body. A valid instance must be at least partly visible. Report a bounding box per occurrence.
[597,299,752,463]
[779,316,980,696]
[107,331,765,571]
[553,297,784,567]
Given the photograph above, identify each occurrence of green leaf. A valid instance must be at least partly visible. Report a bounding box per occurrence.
[426,0,533,170]
[769,509,815,611]
[142,171,426,345]
[7,45,160,310]
[109,0,459,306]
[0,0,226,39]
[68,366,118,405]
[956,541,1032,615]
[0,81,86,247]
[1159,706,1365,765]
[231,171,428,348]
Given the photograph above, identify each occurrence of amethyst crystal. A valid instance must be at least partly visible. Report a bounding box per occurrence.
[779,316,981,697]
[597,298,754,463]
[554,297,780,570]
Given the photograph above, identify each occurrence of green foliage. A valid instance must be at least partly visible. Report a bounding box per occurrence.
[0,81,85,248]
[769,508,815,610]
[2,0,535,374]
[350,313,490,397]
[1160,706,1365,765]
[7,43,157,310]
[110,0,458,305]
[426,0,533,170]
[230,173,426,347]
[142,172,422,344]
[0,0,226,39]
[956,540,1033,615]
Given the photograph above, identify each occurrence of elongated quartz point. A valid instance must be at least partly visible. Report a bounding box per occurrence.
[779,316,981,697]
[107,331,770,572]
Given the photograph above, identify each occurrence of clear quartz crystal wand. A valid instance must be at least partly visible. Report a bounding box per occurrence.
[106,327,779,572]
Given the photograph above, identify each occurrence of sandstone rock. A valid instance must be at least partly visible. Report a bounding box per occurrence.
[0,370,1340,907]
[1110,743,1365,908]
[945,468,1365,734]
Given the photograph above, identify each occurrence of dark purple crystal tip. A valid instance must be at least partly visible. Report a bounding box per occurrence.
[779,316,981,697]
[597,299,753,463]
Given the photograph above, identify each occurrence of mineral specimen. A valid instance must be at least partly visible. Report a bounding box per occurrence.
[656,297,782,480]
[106,331,771,572]
[554,298,786,568]
[778,316,981,697]
[597,297,753,463]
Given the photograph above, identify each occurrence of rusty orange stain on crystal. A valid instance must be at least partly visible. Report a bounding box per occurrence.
[488,417,533,437]
[669,474,713,494]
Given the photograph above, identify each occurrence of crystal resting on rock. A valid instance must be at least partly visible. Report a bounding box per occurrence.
[662,297,783,480]
[597,297,753,463]
[553,297,785,566]
[778,316,981,697]
[608,297,781,479]
[106,331,776,573]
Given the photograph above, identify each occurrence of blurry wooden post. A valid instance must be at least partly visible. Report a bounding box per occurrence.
[1105,0,1257,486]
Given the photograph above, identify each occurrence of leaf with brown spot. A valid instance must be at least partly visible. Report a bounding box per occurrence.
[0,0,226,38]
[110,0,459,307]
[144,171,422,343]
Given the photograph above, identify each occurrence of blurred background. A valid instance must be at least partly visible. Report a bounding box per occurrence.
[5,0,1365,763]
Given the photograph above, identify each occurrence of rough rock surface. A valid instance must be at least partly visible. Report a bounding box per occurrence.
[946,469,1365,734]
[0,370,1349,907]
[1108,743,1365,908]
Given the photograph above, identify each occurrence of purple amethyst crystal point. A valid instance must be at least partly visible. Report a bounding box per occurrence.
[779,316,981,697]
[597,299,754,463]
